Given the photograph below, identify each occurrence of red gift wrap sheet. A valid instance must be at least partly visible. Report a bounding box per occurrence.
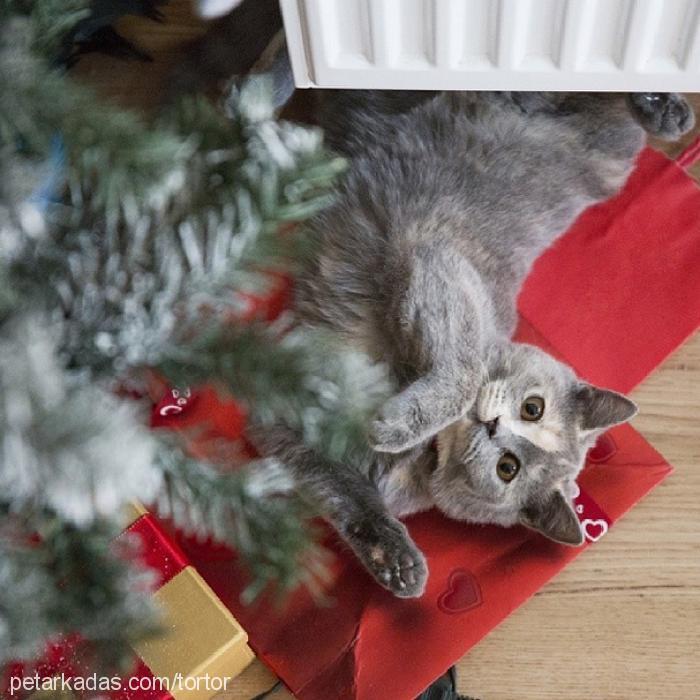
[171,145,700,699]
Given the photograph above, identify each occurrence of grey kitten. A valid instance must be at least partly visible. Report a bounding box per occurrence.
[254,91,694,598]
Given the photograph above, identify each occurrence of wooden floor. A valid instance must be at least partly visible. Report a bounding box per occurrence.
[76,4,700,699]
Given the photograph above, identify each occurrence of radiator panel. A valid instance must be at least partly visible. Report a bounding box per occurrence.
[281,0,700,90]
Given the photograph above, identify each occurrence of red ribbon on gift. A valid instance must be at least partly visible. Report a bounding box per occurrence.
[118,513,190,594]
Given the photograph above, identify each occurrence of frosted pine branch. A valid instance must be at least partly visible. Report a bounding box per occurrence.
[0,316,162,525]
[155,445,329,601]
[0,0,378,673]
[0,518,159,668]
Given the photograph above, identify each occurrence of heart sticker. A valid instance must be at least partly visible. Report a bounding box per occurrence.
[587,433,617,463]
[438,569,482,615]
[581,518,608,542]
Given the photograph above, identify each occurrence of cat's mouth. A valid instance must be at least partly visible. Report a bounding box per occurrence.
[481,416,500,439]
[434,418,490,475]
[428,443,439,475]
[463,398,499,438]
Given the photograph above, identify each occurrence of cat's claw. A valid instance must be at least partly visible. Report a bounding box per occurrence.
[347,518,428,598]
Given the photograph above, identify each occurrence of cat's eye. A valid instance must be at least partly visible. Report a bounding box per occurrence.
[496,452,521,483]
[520,395,545,422]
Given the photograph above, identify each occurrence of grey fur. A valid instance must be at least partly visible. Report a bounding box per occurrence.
[255,91,693,597]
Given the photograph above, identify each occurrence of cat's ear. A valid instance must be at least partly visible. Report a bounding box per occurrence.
[520,489,583,546]
[574,384,637,432]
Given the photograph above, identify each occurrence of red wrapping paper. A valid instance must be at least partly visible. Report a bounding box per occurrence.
[119,512,190,590]
[172,370,672,700]
[518,146,700,393]
[170,145,698,699]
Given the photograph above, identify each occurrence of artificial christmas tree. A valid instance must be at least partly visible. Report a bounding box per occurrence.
[0,0,387,679]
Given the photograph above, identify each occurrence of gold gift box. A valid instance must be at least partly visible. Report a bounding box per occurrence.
[124,503,255,700]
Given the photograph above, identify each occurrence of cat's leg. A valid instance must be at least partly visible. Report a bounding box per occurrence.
[250,425,428,598]
[371,369,478,454]
[317,90,438,156]
[544,93,646,165]
[530,93,692,199]
[371,247,486,454]
[559,93,693,153]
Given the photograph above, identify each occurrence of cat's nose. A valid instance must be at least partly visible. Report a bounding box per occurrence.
[485,417,499,438]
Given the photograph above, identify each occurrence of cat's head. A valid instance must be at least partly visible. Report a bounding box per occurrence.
[430,342,636,545]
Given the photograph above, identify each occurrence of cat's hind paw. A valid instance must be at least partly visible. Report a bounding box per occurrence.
[628,93,695,141]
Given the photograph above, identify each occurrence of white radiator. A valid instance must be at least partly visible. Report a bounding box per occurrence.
[280,0,700,91]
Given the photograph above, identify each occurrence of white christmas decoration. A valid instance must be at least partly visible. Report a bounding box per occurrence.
[195,0,244,20]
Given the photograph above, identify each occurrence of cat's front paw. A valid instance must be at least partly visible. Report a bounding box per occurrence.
[370,415,419,454]
[347,518,428,598]
[370,392,434,453]
[370,389,463,454]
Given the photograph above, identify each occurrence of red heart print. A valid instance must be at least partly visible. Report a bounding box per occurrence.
[587,432,617,463]
[438,569,482,615]
[581,518,608,542]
